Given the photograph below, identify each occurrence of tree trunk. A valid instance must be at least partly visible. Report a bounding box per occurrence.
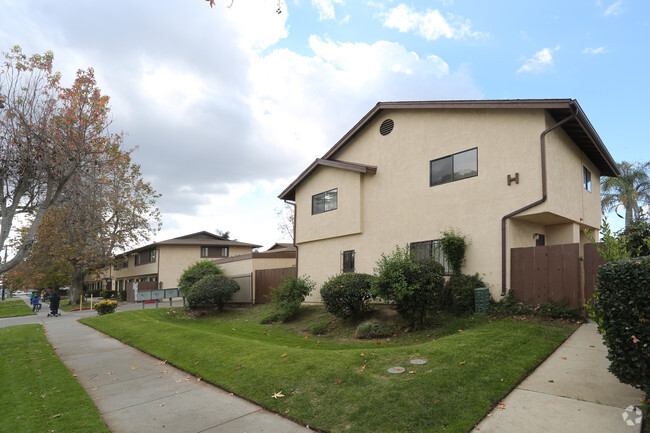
[68,266,87,305]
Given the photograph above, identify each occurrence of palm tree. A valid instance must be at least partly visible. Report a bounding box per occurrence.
[601,161,650,227]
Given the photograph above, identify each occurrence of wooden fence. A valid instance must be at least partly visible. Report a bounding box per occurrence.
[254,267,296,304]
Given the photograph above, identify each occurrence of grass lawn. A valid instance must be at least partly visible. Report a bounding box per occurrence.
[0,324,110,433]
[81,305,577,433]
[0,298,35,318]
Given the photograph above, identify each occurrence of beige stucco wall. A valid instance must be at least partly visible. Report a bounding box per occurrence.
[294,108,604,301]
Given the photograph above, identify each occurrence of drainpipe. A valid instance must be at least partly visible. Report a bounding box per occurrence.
[284,200,298,277]
[500,104,578,295]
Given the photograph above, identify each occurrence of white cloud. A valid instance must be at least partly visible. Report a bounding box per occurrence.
[382,4,488,40]
[312,0,344,21]
[517,46,559,73]
[604,0,624,16]
[583,46,608,55]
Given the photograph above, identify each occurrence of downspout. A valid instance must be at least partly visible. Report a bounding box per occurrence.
[500,104,578,295]
[284,200,298,277]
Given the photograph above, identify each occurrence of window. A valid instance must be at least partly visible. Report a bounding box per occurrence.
[149,249,156,263]
[583,166,592,192]
[409,240,452,275]
[430,148,478,187]
[114,257,128,270]
[134,253,141,266]
[312,188,338,215]
[201,246,229,258]
[342,250,355,273]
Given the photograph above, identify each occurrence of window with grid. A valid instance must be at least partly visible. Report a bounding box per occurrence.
[583,166,592,192]
[342,250,355,273]
[409,240,452,275]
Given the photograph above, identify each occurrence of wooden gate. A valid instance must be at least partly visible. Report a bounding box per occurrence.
[511,243,581,308]
[254,267,296,304]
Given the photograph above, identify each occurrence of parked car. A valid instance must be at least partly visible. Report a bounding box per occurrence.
[12,290,28,296]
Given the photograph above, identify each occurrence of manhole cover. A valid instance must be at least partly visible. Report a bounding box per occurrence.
[410,359,428,365]
[387,367,406,374]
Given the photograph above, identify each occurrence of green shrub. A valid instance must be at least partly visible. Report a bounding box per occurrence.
[186,275,239,312]
[373,246,445,328]
[178,261,224,298]
[356,319,393,339]
[320,273,375,319]
[119,290,127,302]
[489,290,534,316]
[622,216,650,257]
[597,257,650,393]
[261,276,314,324]
[307,320,330,335]
[533,301,584,321]
[440,229,470,275]
[99,290,116,299]
[94,300,118,315]
[446,273,487,315]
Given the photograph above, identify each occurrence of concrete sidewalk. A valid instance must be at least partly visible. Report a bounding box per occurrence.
[2,298,309,433]
[472,321,645,433]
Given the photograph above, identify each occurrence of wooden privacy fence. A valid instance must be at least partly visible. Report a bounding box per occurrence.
[254,267,296,304]
[511,243,605,309]
[511,243,581,308]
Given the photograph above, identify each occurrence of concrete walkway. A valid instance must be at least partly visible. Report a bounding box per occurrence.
[2,297,309,433]
[471,321,645,433]
[1,298,646,433]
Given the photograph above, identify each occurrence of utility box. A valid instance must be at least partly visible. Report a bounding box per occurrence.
[474,288,490,314]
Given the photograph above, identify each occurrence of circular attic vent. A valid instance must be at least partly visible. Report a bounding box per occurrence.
[379,119,394,136]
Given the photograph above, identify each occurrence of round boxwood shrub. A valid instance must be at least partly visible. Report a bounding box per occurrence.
[320,272,375,319]
[356,319,393,339]
[179,261,224,298]
[186,275,239,312]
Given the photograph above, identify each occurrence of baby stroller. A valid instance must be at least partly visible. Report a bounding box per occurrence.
[47,291,61,317]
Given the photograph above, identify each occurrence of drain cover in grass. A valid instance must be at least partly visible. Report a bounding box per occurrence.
[387,367,406,374]
[410,359,428,365]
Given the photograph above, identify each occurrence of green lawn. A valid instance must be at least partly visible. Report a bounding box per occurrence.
[0,298,35,318]
[0,325,110,433]
[81,306,577,433]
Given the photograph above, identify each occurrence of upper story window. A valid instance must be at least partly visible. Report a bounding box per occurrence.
[583,166,592,192]
[409,240,452,275]
[135,249,156,266]
[114,257,128,270]
[134,253,141,266]
[312,188,338,215]
[201,246,229,258]
[430,148,478,187]
[149,249,156,263]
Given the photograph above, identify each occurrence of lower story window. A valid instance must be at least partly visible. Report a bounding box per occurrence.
[342,250,355,273]
[409,240,452,275]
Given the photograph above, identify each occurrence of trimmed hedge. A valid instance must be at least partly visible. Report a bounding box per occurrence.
[320,273,375,319]
[597,256,650,393]
[186,275,239,311]
[178,261,224,298]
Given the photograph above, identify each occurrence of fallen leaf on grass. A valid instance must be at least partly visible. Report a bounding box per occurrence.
[51,414,61,418]
[458,360,466,365]
[376,342,381,346]
[194,361,200,365]
[360,365,366,372]
[236,364,242,370]
[334,378,342,385]
[408,371,416,374]
[458,329,463,333]
[272,391,285,399]
[40,394,46,398]
[632,335,640,344]
[280,353,287,358]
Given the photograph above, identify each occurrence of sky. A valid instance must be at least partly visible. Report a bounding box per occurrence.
[0,0,648,249]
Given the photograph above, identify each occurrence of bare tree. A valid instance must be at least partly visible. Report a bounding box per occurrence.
[275,202,294,242]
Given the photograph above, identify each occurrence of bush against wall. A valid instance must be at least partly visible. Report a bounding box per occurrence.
[178,261,224,298]
[186,275,239,312]
[373,246,445,328]
[597,257,650,393]
[261,276,314,324]
[440,229,470,276]
[446,273,487,315]
[320,273,375,320]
